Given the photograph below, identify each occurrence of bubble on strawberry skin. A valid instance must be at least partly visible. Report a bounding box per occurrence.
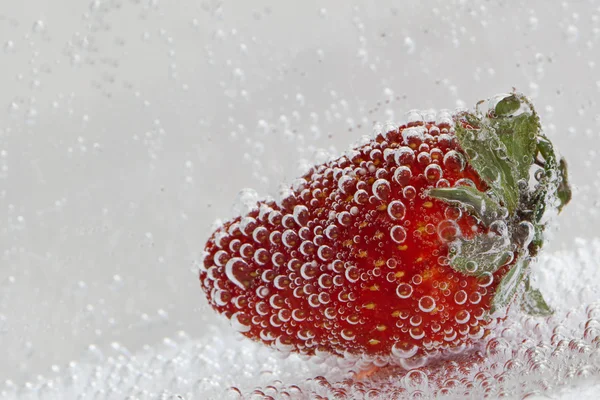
[225,257,251,290]
[424,164,443,183]
[396,283,413,299]
[387,200,407,220]
[394,146,416,165]
[454,290,468,305]
[443,150,466,172]
[337,175,356,194]
[317,245,334,261]
[230,311,252,333]
[418,296,436,313]
[372,179,391,200]
[337,211,352,227]
[390,225,407,243]
[292,205,310,226]
[437,220,461,242]
[403,185,417,200]
[341,329,356,341]
[392,342,420,359]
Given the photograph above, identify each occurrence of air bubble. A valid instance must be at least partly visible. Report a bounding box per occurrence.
[354,189,369,204]
[269,294,285,309]
[516,221,535,247]
[293,205,309,227]
[406,109,423,125]
[402,126,425,146]
[478,272,494,287]
[229,239,241,253]
[454,290,468,305]
[435,179,452,188]
[299,240,316,256]
[317,245,333,261]
[240,243,254,259]
[337,175,356,194]
[394,146,415,165]
[404,370,429,390]
[455,310,471,324]
[387,200,407,220]
[253,249,269,265]
[454,178,476,188]
[469,292,482,304]
[273,275,290,290]
[424,164,443,182]
[372,179,391,200]
[252,227,268,244]
[419,296,436,312]
[337,211,352,227]
[214,290,232,306]
[271,252,284,267]
[269,231,282,246]
[345,265,359,283]
[239,217,257,236]
[437,220,460,242]
[214,250,229,266]
[341,329,356,341]
[225,258,251,290]
[410,315,422,326]
[300,262,318,280]
[396,283,413,299]
[390,225,407,243]
[230,312,251,333]
[417,152,432,166]
[445,206,462,220]
[317,274,333,289]
[410,327,425,340]
[393,166,412,186]
[465,261,478,274]
[412,274,423,285]
[324,224,339,239]
[291,309,306,322]
[391,342,419,358]
[318,292,330,304]
[403,186,417,200]
[324,307,337,319]
[443,150,466,172]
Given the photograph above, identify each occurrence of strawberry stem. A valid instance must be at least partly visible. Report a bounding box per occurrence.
[429,92,571,317]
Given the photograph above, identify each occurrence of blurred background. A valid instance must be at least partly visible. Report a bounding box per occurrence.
[1,0,599,398]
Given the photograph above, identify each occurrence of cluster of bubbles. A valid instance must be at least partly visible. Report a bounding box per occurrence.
[201,111,508,361]
[2,297,598,399]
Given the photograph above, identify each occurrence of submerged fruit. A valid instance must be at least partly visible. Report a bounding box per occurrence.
[199,92,570,366]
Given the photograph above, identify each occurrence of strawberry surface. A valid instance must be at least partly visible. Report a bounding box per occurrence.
[199,93,571,366]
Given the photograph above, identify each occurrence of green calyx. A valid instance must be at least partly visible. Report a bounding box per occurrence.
[428,92,571,317]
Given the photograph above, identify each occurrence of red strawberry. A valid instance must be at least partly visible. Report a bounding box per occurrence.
[199,92,570,367]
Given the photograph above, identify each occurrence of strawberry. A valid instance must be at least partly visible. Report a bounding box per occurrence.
[199,92,570,367]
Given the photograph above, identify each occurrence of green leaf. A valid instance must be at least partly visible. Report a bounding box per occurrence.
[537,135,557,167]
[532,189,547,224]
[449,233,513,277]
[494,94,521,116]
[455,120,520,213]
[557,158,572,213]
[428,186,504,227]
[534,136,572,216]
[490,253,529,314]
[454,93,542,215]
[520,277,553,317]
[493,112,539,183]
